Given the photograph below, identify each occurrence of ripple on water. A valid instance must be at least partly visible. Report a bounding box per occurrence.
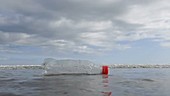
[139,79,155,82]
[0,92,21,96]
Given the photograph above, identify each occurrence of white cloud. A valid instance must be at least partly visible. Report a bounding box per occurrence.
[116,0,170,47]
[0,31,31,43]
[1,0,170,55]
[50,18,73,28]
[75,20,113,31]
[80,32,108,47]
[50,18,113,31]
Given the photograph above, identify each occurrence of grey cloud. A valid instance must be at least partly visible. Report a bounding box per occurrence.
[35,0,155,20]
[0,0,153,34]
[0,0,163,54]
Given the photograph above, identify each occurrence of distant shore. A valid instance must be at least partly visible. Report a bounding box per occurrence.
[109,64,170,68]
[0,65,44,69]
[0,64,170,69]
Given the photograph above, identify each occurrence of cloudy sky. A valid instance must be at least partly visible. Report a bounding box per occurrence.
[1,0,170,64]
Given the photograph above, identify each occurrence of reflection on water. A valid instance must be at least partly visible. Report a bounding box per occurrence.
[101,75,112,96]
[9,72,112,96]
[0,69,170,96]
[32,75,112,96]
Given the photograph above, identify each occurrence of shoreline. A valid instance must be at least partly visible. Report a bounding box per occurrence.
[0,65,44,69]
[0,64,170,69]
[109,64,170,68]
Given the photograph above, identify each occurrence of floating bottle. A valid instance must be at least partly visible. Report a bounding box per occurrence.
[43,58,109,75]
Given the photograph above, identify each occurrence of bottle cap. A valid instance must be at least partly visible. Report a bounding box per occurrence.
[102,66,109,75]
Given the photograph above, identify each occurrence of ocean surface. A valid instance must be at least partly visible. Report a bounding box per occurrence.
[0,68,170,96]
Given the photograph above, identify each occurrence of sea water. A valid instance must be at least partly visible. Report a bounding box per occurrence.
[0,68,170,96]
